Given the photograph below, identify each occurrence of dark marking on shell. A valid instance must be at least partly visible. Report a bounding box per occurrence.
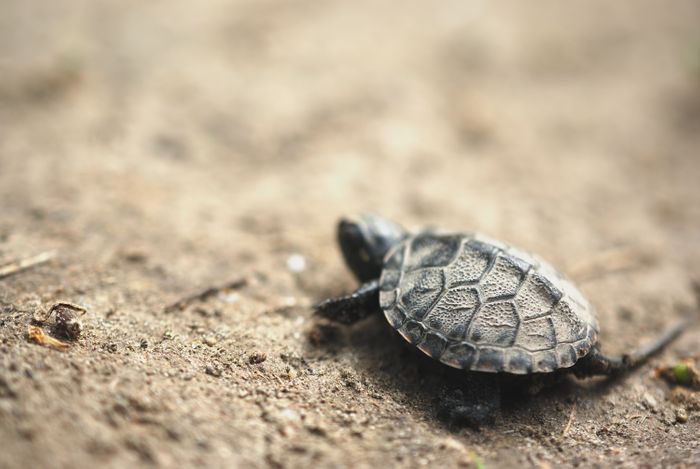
[400,320,426,345]
[440,342,477,369]
[419,332,448,359]
[399,268,444,320]
[445,323,467,340]
[533,350,558,372]
[407,233,462,270]
[384,305,407,329]
[466,238,499,258]
[474,347,505,372]
[506,350,533,374]
[556,344,578,368]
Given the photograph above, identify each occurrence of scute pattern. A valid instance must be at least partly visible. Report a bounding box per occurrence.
[445,239,492,287]
[550,301,586,343]
[379,232,599,374]
[405,233,461,270]
[423,287,479,339]
[468,301,518,347]
[516,316,557,352]
[515,273,560,320]
[479,254,527,300]
[399,268,444,320]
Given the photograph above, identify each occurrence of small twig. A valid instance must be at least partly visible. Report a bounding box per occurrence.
[561,401,577,437]
[164,278,247,313]
[0,251,56,280]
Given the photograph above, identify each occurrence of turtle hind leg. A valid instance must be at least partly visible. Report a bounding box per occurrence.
[314,279,380,325]
[437,374,501,429]
[573,317,692,378]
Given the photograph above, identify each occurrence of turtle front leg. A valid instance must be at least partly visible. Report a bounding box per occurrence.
[314,279,380,325]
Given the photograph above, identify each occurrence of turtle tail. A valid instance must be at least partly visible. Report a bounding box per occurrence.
[573,316,693,378]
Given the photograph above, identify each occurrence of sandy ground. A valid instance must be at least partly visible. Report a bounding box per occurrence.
[1,1,700,467]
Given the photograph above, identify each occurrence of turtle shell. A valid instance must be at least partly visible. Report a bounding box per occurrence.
[378,232,598,374]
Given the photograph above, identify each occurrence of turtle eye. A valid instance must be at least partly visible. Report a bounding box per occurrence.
[359,249,370,263]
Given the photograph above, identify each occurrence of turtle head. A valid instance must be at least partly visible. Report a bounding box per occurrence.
[337,214,407,282]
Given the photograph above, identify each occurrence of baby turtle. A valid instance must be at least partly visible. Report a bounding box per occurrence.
[316,214,689,424]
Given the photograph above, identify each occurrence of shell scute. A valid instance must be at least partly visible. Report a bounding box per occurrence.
[423,286,479,339]
[445,240,492,287]
[516,316,558,352]
[468,301,518,347]
[479,253,527,301]
[514,272,561,321]
[406,233,462,270]
[441,342,477,369]
[399,269,444,320]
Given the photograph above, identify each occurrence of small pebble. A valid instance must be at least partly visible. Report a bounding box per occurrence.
[203,336,218,347]
[642,393,659,413]
[676,408,689,424]
[439,436,468,453]
[50,303,87,341]
[305,416,328,437]
[249,352,267,365]
[662,409,677,426]
[205,364,222,377]
[221,293,240,304]
[286,254,307,273]
[279,297,298,308]
[279,408,300,422]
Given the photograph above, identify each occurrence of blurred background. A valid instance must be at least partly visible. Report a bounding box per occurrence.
[1,1,699,467]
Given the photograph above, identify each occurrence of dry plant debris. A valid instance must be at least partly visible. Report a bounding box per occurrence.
[0,251,56,279]
[163,278,247,313]
[27,325,70,351]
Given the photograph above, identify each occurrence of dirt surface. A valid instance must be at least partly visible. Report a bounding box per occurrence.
[2,1,700,468]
